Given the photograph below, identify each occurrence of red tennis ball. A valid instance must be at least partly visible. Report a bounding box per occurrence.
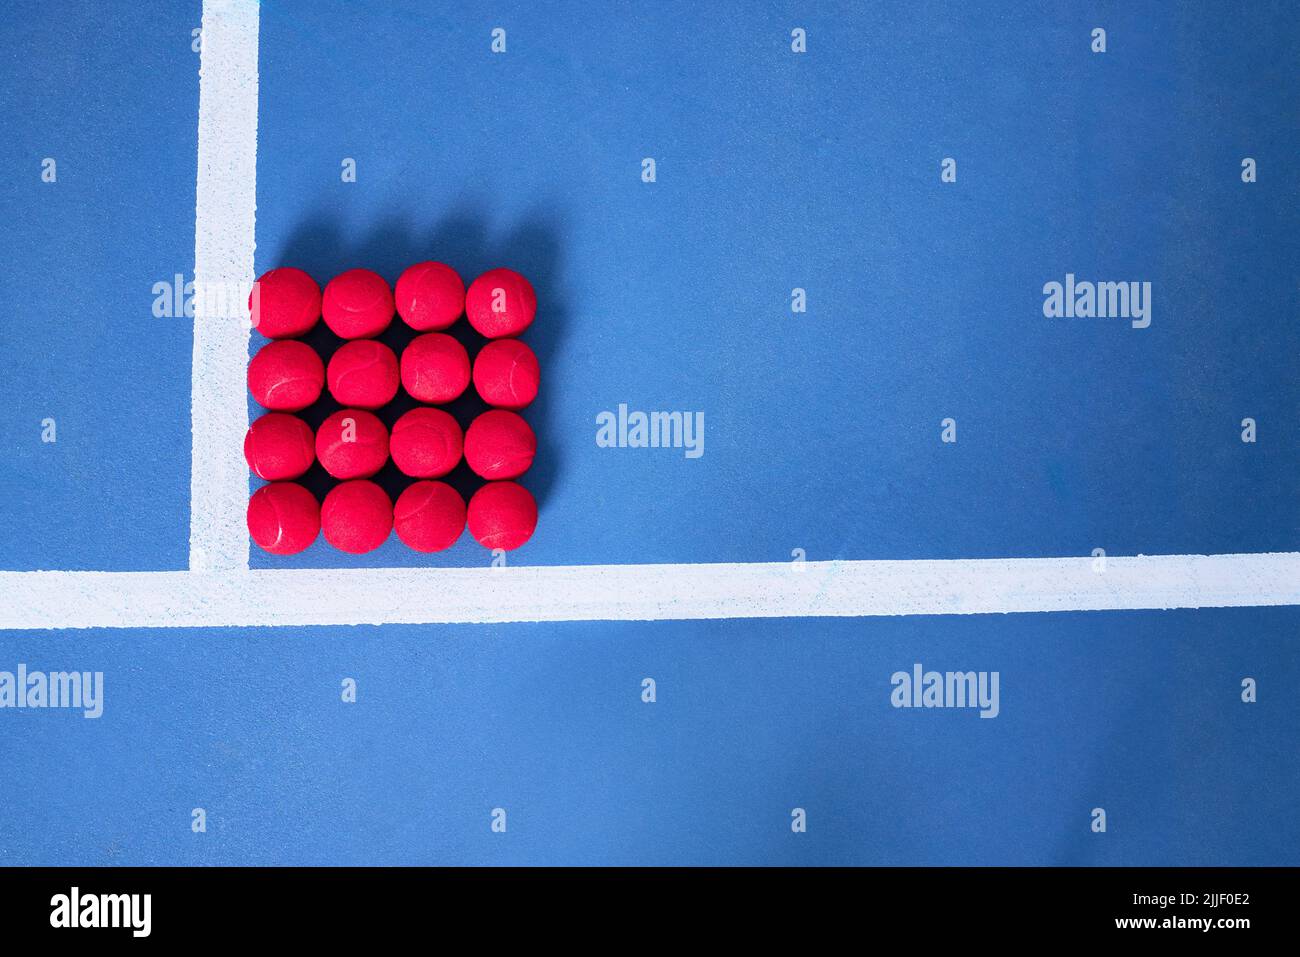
[465,268,537,338]
[394,480,466,552]
[467,481,537,550]
[321,479,392,554]
[464,410,536,480]
[247,481,320,555]
[472,338,539,409]
[389,407,463,478]
[400,333,471,403]
[322,268,394,339]
[249,267,321,339]
[247,339,325,411]
[395,261,465,332]
[326,340,399,409]
[315,409,389,479]
[243,412,315,480]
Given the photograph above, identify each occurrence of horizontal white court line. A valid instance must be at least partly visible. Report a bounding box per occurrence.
[0,553,1297,630]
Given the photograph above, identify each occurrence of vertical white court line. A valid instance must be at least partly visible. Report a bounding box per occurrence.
[189,0,259,571]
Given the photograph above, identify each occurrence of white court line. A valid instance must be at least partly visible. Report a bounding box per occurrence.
[189,0,258,572]
[0,553,1297,630]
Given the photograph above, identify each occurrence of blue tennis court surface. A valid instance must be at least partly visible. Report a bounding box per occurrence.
[0,0,1296,864]
[2,609,1298,866]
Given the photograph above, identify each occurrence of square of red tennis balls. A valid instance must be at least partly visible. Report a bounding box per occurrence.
[246,261,544,556]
